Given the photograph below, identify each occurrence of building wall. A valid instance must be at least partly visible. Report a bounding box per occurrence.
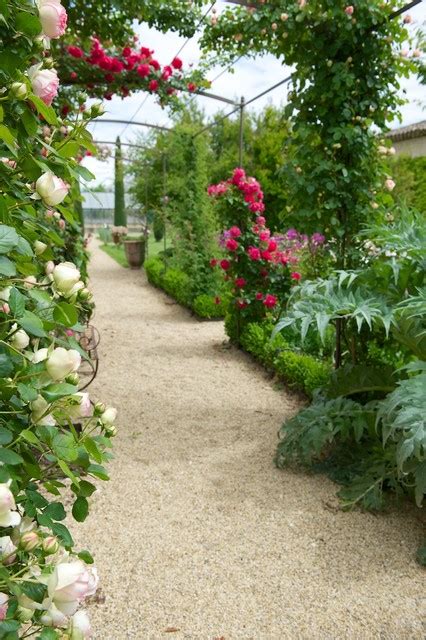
[393,136,426,158]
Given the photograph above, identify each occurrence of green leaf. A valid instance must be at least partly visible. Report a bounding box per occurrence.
[52,432,78,462]
[76,479,97,497]
[84,437,103,463]
[58,459,78,483]
[29,95,59,126]
[72,496,89,522]
[42,383,77,402]
[15,11,42,36]
[17,383,38,403]
[326,364,396,399]
[15,235,33,256]
[20,429,40,444]
[21,581,47,604]
[0,256,16,276]
[0,621,20,633]
[78,549,94,564]
[87,463,109,481]
[0,354,13,377]
[18,310,46,337]
[53,302,78,327]
[21,107,39,137]
[38,628,59,640]
[0,448,23,465]
[44,501,66,521]
[0,225,19,254]
[8,288,25,317]
[0,428,13,445]
[0,124,17,153]
[57,141,81,159]
[51,522,74,547]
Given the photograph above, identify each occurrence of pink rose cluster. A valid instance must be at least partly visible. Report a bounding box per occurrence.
[66,38,198,100]
[209,168,304,313]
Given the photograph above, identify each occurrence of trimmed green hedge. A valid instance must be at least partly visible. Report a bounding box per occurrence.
[239,320,331,398]
[144,257,226,319]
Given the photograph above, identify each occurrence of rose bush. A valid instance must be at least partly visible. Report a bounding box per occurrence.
[0,0,117,636]
[208,168,321,342]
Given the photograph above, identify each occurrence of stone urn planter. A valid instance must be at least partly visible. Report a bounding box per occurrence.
[124,239,145,269]
[112,232,121,245]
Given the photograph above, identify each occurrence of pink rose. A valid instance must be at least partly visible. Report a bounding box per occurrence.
[247,246,261,261]
[291,272,302,281]
[259,230,271,242]
[39,0,67,39]
[0,593,8,621]
[256,216,266,226]
[226,238,239,251]
[229,226,242,238]
[345,6,354,15]
[28,65,59,106]
[385,178,395,191]
[220,259,231,271]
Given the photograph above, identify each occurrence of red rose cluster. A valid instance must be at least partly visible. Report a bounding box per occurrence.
[208,168,300,318]
[64,37,201,102]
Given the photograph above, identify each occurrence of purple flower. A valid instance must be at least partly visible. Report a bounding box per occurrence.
[311,232,325,245]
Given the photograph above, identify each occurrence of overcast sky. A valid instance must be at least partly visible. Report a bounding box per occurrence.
[82,0,425,188]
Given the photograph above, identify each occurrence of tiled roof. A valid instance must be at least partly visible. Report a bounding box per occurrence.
[386,120,426,142]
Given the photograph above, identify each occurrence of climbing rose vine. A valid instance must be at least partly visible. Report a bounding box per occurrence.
[0,0,116,636]
[57,36,210,108]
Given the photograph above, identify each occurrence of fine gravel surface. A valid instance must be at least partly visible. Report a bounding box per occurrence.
[73,241,425,640]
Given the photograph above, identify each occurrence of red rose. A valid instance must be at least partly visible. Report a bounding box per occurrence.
[122,46,132,57]
[67,46,83,58]
[261,250,272,261]
[255,292,263,300]
[214,296,221,305]
[220,259,231,271]
[162,65,173,80]
[235,277,246,288]
[268,240,278,252]
[187,82,197,92]
[237,299,248,309]
[140,46,153,57]
[137,64,150,78]
[150,59,160,70]
[149,79,159,92]
[70,71,77,80]
[210,258,218,267]
[247,246,261,261]
[171,57,183,69]
[263,294,277,308]
[291,272,302,281]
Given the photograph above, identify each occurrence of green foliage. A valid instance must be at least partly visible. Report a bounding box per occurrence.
[153,213,165,242]
[114,137,126,227]
[100,244,129,268]
[239,321,331,398]
[144,256,165,288]
[390,155,426,213]
[192,294,226,319]
[162,268,192,307]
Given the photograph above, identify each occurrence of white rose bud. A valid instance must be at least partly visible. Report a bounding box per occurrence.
[34,240,48,256]
[10,324,30,351]
[20,531,39,552]
[11,82,28,99]
[31,395,55,426]
[68,609,92,640]
[104,424,117,437]
[42,535,59,555]
[385,178,395,191]
[36,172,69,206]
[101,406,117,426]
[0,484,21,528]
[94,402,106,416]
[24,276,37,289]
[53,262,81,295]
[45,260,55,275]
[46,347,81,381]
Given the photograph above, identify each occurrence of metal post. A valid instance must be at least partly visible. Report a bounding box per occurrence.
[239,96,245,167]
[144,175,149,258]
[162,154,167,264]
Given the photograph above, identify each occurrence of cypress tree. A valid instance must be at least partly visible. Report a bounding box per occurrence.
[114,136,126,226]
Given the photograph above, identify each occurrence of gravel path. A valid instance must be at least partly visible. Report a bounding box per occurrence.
[74,241,425,640]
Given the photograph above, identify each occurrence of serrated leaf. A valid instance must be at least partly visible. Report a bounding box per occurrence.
[42,383,77,402]
[44,501,66,521]
[0,224,19,253]
[17,383,38,403]
[21,581,47,604]
[8,287,25,317]
[52,432,78,462]
[18,310,46,337]
[51,522,73,547]
[0,255,16,276]
[29,94,59,126]
[53,302,78,328]
[0,448,23,465]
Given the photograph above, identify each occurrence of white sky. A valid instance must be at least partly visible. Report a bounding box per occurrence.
[82,0,426,188]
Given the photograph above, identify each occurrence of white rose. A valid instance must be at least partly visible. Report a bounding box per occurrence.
[68,393,92,419]
[10,324,30,350]
[40,603,68,628]
[48,560,98,617]
[0,484,21,528]
[36,171,69,206]
[46,347,81,381]
[45,260,55,275]
[385,178,395,191]
[53,262,81,294]
[64,280,84,300]
[32,348,48,363]
[69,610,92,639]
[101,406,117,426]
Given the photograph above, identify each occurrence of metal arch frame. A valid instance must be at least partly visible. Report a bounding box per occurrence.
[89,0,421,167]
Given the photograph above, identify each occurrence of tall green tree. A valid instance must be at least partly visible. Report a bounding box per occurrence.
[114,136,127,227]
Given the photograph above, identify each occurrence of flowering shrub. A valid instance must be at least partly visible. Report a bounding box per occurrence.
[0,0,116,636]
[57,37,210,108]
[208,168,313,340]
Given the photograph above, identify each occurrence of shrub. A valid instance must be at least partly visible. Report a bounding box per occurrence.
[193,294,227,319]
[162,268,192,307]
[98,226,112,244]
[145,256,165,288]
[238,321,331,397]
